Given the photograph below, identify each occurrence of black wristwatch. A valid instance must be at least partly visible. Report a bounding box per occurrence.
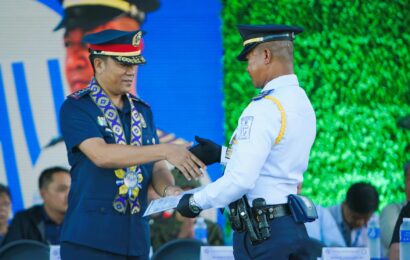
[177,194,202,218]
[189,195,202,214]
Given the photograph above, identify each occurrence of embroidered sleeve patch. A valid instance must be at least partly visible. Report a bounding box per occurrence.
[237,116,254,140]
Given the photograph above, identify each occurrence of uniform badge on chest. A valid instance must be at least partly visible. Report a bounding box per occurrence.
[237,116,254,140]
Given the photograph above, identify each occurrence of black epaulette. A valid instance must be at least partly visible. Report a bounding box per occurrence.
[68,88,91,99]
[128,93,151,108]
[252,89,275,101]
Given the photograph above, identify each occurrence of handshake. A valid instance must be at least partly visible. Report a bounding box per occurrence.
[189,136,222,166]
[175,136,222,218]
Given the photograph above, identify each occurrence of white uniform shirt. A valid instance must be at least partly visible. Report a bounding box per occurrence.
[194,74,316,209]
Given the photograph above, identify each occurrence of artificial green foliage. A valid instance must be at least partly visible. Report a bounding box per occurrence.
[222,0,410,210]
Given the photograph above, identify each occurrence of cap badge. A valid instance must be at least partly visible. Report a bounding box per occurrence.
[132,31,142,47]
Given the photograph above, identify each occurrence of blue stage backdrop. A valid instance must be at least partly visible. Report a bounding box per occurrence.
[139,0,225,180]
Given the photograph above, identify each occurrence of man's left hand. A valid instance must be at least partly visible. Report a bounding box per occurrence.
[177,194,202,218]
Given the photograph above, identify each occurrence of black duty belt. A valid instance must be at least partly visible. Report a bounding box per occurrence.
[254,203,290,220]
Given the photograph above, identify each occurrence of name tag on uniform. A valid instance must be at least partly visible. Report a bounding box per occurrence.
[237,116,253,140]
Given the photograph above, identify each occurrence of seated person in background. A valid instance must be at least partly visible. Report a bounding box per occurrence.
[0,184,12,244]
[2,167,70,245]
[389,201,410,260]
[380,161,410,257]
[327,182,379,247]
[388,112,410,260]
[150,169,223,251]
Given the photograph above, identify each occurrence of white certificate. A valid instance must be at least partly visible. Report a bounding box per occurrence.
[143,187,203,217]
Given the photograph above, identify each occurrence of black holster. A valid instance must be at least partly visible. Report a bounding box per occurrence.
[228,196,271,245]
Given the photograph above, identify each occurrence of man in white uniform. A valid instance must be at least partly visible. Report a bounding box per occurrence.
[178,24,317,259]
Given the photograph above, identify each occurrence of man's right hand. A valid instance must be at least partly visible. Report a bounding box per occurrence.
[163,143,206,181]
[189,136,222,165]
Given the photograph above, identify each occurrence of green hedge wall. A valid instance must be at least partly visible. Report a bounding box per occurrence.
[222,0,410,210]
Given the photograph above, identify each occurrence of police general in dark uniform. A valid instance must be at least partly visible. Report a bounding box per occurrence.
[59,29,205,259]
[178,24,318,259]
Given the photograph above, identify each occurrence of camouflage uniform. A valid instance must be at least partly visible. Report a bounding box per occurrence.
[150,211,224,251]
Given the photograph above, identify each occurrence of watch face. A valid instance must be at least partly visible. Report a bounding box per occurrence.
[190,205,201,214]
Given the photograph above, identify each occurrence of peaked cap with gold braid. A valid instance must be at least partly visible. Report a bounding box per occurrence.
[236,24,303,61]
[82,29,146,65]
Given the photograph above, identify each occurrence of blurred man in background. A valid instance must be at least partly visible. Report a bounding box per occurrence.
[2,167,70,245]
[389,197,410,260]
[388,115,410,259]
[0,184,12,244]
[327,182,379,247]
[380,161,410,257]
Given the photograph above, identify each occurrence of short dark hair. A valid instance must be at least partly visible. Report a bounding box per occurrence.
[0,183,11,201]
[346,182,379,214]
[89,54,109,74]
[39,166,69,190]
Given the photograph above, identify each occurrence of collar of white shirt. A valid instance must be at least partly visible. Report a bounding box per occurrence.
[262,74,299,92]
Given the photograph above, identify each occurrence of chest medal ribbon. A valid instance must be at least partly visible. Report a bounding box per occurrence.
[88,78,143,214]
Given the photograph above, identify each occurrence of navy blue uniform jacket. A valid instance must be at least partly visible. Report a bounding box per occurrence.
[59,89,159,256]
